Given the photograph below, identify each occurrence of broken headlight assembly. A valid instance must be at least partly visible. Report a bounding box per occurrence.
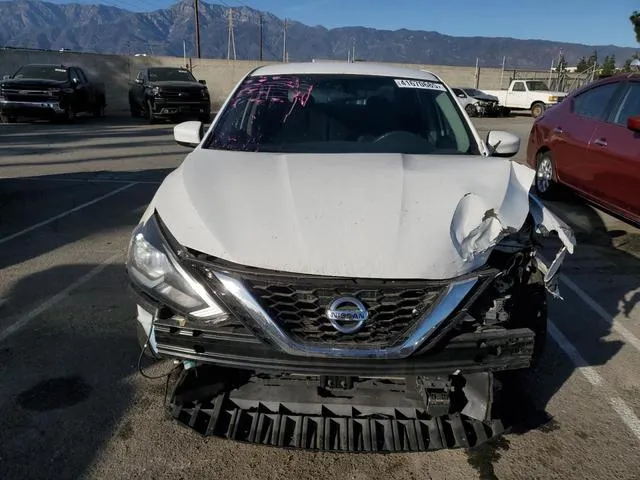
[126,213,226,321]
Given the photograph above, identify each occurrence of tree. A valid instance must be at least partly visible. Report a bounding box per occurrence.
[631,11,640,42]
[600,55,617,76]
[622,53,640,72]
[576,56,589,73]
[588,50,599,69]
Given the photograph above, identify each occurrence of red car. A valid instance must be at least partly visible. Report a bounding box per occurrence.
[526,73,640,226]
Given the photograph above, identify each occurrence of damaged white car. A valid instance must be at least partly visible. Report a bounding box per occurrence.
[126,62,575,452]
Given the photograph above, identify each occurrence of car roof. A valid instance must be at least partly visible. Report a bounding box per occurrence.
[250,62,442,82]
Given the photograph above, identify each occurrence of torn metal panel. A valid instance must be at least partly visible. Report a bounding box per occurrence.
[528,193,577,253]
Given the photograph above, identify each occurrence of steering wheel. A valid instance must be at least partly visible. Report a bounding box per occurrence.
[372,130,422,143]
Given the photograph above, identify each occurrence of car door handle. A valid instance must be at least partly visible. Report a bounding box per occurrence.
[553,127,564,134]
[593,138,608,147]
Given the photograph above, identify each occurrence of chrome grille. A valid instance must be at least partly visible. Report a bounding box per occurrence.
[244,279,446,347]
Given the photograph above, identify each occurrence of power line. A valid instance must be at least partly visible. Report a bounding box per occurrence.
[194,0,201,58]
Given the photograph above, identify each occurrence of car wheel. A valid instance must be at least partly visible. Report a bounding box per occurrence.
[93,104,104,118]
[0,114,17,123]
[146,99,157,124]
[531,102,545,118]
[464,104,477,117]
[63,106,76,123]
[535,151,556,198]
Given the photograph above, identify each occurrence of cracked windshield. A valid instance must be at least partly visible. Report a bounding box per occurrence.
[0,1,639,479]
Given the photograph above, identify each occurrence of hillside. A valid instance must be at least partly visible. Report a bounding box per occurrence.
[0,0,637,68]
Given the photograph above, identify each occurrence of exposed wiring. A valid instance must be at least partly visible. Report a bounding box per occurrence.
[136,309,181,380]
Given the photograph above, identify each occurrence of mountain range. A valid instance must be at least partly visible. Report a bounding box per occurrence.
[0,0,638,69]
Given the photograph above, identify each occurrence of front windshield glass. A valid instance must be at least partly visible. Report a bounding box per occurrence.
[526,80,550,91]
[148,68,196,82]
[206,74,479,155]
[13,65,69,81]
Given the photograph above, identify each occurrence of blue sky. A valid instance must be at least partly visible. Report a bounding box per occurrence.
[49,0,640,48]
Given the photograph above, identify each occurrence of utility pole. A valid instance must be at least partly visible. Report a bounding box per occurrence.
[283,18,287,62]
[194,0,201,58]
[227,8,236,60]
[259,14,263,61]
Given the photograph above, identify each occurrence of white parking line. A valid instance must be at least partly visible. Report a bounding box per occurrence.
[0,252,123,343]
[560,273,640,354]
[549,320,640,441]
[0,182,136,246]
[539,253,640,354]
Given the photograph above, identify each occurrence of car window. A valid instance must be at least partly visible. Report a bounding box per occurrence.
[611,82,640,126]
[13,65,69,81]
[573,83,620,120]
[148,68,197,82]
[75,68,88,83]
[526,80,550,91]
[206,74,480,155]
[512,82,526,92]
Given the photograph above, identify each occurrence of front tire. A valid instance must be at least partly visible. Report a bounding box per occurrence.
[535,151,556,198]
[531,102,545,118]
[146,99,157,124]
[465,103,477,117]
[0,114,17,123]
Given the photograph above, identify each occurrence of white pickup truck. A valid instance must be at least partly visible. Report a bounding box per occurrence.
[483,79,567,118]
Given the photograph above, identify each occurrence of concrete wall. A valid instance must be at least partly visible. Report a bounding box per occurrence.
[0,48,564,113]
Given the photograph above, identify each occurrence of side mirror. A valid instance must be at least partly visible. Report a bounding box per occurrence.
[486,130,520,158]
[198,79,207,85]
[627,116,640,133]
[174,121,203,148]
[135,78,144,85]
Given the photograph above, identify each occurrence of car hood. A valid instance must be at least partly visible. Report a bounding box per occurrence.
[149,81,204,89]
[471,93,499,102]
[0,78,68,88]
[149,150,542,280]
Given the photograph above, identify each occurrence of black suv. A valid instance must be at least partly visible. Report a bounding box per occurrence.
[128,67,211,124]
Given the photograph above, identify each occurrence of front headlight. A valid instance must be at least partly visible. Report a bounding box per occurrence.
[201,88,209,98]
[548,96,559,103]
[152,86,161,96]
[126,213,225,320]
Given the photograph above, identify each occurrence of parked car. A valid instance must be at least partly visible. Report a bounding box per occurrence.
[128,66,211,124]
[452,87,501,117]
[0,64,106,123]
[484,79,567,118]
[126,62,574,451]
[527,73,640,226]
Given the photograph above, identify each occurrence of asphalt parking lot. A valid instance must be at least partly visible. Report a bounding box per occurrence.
[1,114,639,480]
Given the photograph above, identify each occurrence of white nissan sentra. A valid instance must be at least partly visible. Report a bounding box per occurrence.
[126,62,575,451]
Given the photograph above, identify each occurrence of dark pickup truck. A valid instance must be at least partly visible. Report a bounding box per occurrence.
[128,67,211,124]
[0,64,106,123]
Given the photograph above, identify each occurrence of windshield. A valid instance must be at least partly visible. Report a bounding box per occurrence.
[206,74,479,155]
[12,65,69,81]
[526,80,551,91]
[148,68,197,82]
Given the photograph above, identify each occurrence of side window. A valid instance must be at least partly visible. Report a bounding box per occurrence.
[75,68,88,84]
[611,82,640,126]
[69,68,79,83]
[512,82,526,92]
[573,83,620,119]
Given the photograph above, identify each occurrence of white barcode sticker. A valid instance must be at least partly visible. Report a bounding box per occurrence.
[394,79,446,91]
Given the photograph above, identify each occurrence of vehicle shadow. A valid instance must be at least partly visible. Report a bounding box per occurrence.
[0,169,174,270]
[466,186,640,479]
[0,262,173,480]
